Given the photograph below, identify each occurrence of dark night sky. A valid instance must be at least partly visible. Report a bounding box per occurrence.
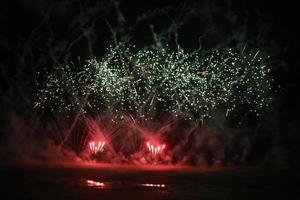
[1,1,299,110]
[0,0,300,165]
[1,4,300,200]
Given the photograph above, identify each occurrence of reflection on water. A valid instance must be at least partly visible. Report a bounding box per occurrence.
[85,179,105,188]
[1,165,292,200]
[142,183,166,188]
[81,178,166,190]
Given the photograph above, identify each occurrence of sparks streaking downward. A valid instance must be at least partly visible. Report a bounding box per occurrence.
[89,141,105,154]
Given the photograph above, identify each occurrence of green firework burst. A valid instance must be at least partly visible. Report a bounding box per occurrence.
[35,43,272,121]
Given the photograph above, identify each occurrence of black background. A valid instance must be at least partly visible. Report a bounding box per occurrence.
[0,0,300,166]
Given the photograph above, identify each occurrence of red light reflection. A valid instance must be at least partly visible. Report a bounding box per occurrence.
[85,179,105,187]
[142,183,166,188]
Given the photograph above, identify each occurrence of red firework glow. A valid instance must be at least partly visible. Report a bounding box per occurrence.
[89,141,105,154]
[146,141,166,155]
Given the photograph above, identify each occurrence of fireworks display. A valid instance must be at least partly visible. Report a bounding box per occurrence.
[34,42,273,163]
[89,141,105,155]
[147,142,166,155]
[35,43,272,122]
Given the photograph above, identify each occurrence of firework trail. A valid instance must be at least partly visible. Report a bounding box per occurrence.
[89,141,105,155]
[147,142,165,155]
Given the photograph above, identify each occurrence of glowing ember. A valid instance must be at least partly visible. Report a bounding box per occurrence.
[142,183,166,188]
[89,141,105,154]
[86,179,105,187]
[146,142,166,155]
